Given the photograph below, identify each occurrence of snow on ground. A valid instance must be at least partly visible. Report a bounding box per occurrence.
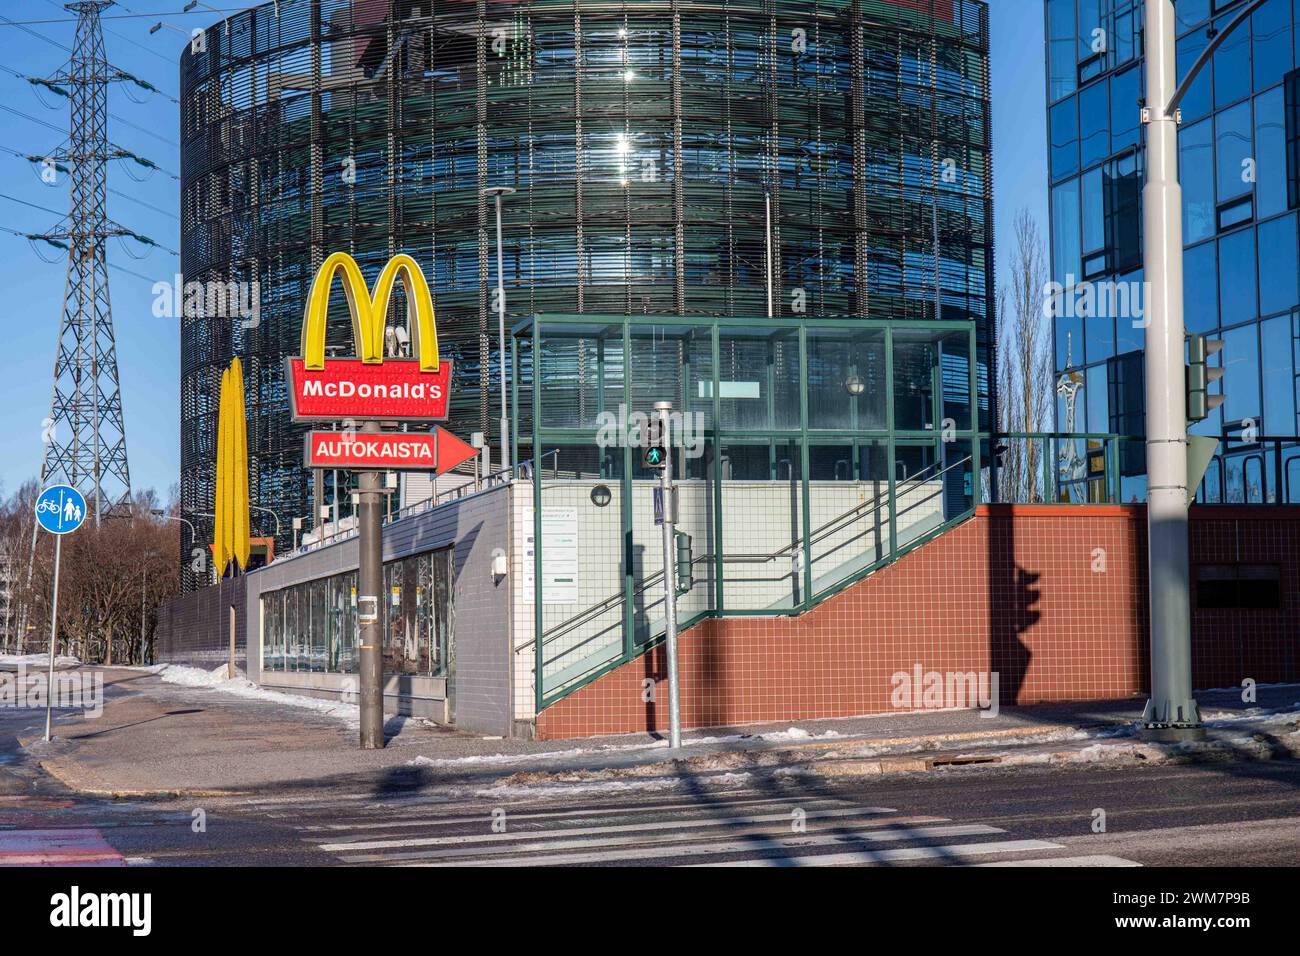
[0,653,82,669]
[476,771,753,799]
[149,663,361,725]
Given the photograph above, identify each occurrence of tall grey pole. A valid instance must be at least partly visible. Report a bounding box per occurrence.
[655,402,682,749]
[357,420,386,748]
[44,534,61,742]
[484,186,516,474]
[1140,0,1201,738]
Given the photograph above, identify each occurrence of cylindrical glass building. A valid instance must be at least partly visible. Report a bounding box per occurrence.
[179,0,993,583]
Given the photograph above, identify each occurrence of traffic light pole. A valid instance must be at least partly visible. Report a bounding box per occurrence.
[1140,0,1202,738]
[655,402,682,749]
[357,420,386,749]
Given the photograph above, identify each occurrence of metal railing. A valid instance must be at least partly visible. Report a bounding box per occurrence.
[532,455,976,704]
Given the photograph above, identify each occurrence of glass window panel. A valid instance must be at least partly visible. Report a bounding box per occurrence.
[1083,293,1116,364]
[1086,363,1108,434]
[1262,314,1296,435]
[1177,0,1211,31]
[892,335,938,432]
[1214,14,1252,108]
[1116,267,1146,352]
[1107,152,1142,271]
[717,331,800,431]
[1255,87,1288,219]
[1184,241,1220,333]
[1110,66,1141,154]
[1048,0,1078,102]
[1056,307,1084,371]
[1052,178,1081,283]
[1219,227,1259,325]
[1081,166,1105,254]
[1258,212,1299,315]
[1216,101,1254,203]
[1253,0,1293,91]
[1078,79,1110,169]
[1177,29,1213,123]
[1050,95,1080,180]
[940,331,972,431]
[807,329,885,431]
[1180,119,1215,243]
[1224,324,1263,428]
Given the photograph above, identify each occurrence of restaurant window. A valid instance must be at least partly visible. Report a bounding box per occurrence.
[384,548,454,677]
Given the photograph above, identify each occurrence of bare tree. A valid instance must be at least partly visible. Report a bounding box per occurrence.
[0,482,179,664]
[997,208,1055,502]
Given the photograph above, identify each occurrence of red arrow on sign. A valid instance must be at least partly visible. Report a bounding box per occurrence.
[433,427,479,475]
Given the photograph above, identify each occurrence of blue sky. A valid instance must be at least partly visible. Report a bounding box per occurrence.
[0,0,1048,500]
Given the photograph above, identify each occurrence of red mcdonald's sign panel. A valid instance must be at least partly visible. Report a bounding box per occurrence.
[287,358,452,422]
[304,427,477,473]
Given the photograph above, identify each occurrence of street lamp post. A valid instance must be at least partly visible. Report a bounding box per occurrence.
[1139,0,1264,739]
[482,186,516,476]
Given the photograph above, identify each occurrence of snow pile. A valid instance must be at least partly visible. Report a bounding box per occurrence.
[150,663,361,725]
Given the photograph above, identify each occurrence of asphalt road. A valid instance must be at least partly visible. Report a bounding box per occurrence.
[4,714,1300,866]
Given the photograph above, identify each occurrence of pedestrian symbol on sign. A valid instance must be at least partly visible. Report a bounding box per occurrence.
[34,484,87,536]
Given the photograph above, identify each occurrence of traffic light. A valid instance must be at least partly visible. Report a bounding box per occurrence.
[642,417,667,470]
[675,531,693,594]
[1185,332,1224,422]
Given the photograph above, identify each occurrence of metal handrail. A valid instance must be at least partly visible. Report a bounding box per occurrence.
[532,455,973,656]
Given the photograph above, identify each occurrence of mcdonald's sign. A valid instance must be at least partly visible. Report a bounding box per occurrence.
[286,252,452,421]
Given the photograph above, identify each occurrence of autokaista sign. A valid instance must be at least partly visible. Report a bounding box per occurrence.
[287,252,451,422]
[304,427,477,473]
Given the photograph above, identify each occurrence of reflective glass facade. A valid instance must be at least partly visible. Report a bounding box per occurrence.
[180,0,994,582]
[1045,0,1300,503]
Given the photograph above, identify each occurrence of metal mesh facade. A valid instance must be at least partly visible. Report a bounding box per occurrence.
[179,0,994,586]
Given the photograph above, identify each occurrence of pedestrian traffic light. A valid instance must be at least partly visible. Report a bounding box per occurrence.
[1185,333,1223,422]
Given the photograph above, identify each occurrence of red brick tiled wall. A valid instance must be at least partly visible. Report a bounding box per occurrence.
[535,505,1300,739]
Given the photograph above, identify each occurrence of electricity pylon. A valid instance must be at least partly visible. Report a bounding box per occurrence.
[34,1,134,524]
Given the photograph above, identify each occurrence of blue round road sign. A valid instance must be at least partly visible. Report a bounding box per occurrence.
[34,484,87,535]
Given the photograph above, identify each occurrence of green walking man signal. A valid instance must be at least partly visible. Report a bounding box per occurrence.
[643,443,667,469]
[1185,332,1224,423]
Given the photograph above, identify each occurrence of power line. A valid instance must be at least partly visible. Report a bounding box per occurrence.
[0,8,247,26]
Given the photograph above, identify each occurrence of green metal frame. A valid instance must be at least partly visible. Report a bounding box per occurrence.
[517,314,989,713]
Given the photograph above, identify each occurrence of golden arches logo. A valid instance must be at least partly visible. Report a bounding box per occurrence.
[300,252,440,372]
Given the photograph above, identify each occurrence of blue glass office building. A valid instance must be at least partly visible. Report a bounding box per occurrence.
[1045,0,1300,502]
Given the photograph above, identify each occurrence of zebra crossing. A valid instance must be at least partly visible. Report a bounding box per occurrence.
[242,788,1143,868]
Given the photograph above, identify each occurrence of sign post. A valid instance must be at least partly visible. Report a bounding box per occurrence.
[287,251,468,749]
[356,420,385,750]
[651,402,682,749]
[33,484,87,742]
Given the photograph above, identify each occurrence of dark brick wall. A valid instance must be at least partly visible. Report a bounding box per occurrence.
[155,576,248,671]
[536,505,1300,739]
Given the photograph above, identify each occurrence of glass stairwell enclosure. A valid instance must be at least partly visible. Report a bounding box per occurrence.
[514,315,986,708]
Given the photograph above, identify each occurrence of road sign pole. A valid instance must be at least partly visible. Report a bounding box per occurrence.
[357,420,386,749]
[655,401,682,749]
[44,534,61,742]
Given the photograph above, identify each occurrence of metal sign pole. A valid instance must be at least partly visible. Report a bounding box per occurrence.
[655,401,682,749]
[357,420,386,749]
[44,534,61,742]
